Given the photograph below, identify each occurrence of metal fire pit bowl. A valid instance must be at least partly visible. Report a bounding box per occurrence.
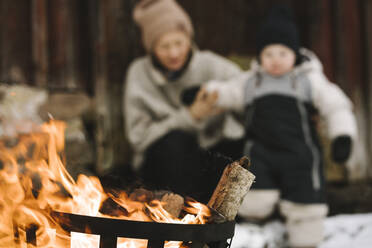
[22,211,236,248]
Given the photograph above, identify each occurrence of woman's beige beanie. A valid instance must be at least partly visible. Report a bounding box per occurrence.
[133,0,194,51]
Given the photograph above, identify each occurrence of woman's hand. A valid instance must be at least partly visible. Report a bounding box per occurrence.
[188,88,224,121]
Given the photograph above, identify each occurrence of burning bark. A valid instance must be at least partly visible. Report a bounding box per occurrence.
[208,157,255,221]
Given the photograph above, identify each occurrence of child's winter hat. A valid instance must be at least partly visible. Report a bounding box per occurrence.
[257,4,300,57]
[133,0,194,52]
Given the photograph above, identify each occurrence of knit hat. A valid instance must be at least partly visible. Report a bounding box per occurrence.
[133,0,194,52]
[257,5,300,58]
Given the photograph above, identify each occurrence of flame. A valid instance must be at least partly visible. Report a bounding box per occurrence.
[0,120,212,247]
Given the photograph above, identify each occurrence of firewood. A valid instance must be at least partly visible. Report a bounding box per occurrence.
[161,193,184,218]
[129,188,154,202]
[207,157,255,222]
[130,188,185,218]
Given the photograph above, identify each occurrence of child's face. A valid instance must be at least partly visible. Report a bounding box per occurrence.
[260,44,296,77]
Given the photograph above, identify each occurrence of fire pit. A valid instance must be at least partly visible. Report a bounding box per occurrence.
[2,120,254,247]
[16,211,235,248]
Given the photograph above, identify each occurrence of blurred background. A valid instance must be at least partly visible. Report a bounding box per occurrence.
[0,0,371,215]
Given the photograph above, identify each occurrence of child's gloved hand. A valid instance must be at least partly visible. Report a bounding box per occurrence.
[331,135,352,164]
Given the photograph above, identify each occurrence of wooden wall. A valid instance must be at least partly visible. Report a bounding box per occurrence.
[310,0,372,178]
[0,0,371,177]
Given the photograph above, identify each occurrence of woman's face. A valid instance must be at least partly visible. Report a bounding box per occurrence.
[153,30,191,71]
[260,44,296,77]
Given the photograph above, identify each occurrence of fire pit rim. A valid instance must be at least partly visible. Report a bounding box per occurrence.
[52,211,235,242]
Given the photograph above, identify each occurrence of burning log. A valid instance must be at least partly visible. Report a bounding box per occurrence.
[130,189,185,218]
[101,188,186,220]
[208,157,255,222]
[160,193,184,218]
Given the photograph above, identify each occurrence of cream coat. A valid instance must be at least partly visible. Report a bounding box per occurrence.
[124,50,244,169]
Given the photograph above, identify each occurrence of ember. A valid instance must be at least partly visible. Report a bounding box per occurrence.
[0,120,220,247]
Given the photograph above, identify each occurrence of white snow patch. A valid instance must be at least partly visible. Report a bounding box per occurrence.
[231,213,372,248]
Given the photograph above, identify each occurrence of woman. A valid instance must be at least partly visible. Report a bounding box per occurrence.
[124,0,244,202]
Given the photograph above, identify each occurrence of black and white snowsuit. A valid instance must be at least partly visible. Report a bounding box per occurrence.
[206,48,357,247]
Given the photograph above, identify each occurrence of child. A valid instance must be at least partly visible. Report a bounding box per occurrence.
[205,5,357,248]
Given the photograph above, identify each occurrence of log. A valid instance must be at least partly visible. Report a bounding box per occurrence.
[207,157,255,221]
[130,188,185,218]
[161,193,184,218]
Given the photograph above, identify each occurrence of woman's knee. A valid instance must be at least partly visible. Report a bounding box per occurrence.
[146,130,197,158]
[141,130,200,186]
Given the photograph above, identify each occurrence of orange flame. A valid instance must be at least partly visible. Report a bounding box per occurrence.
[0,120,211,247]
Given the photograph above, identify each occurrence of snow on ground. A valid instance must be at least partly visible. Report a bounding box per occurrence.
[231,213,372,248]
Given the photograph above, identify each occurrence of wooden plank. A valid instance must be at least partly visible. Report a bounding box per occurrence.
[88,0,140,173]
[93,0,114,174]
[341,0,369,180]
[32,0,48,87]
[364,0,372,178]
[309,0,336,82]
[105,0,139,168]
[332,0,370,180]
[72,0,94,92]
[0,0,32,84]
[341,0,363,93]
[48,0,77,90]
